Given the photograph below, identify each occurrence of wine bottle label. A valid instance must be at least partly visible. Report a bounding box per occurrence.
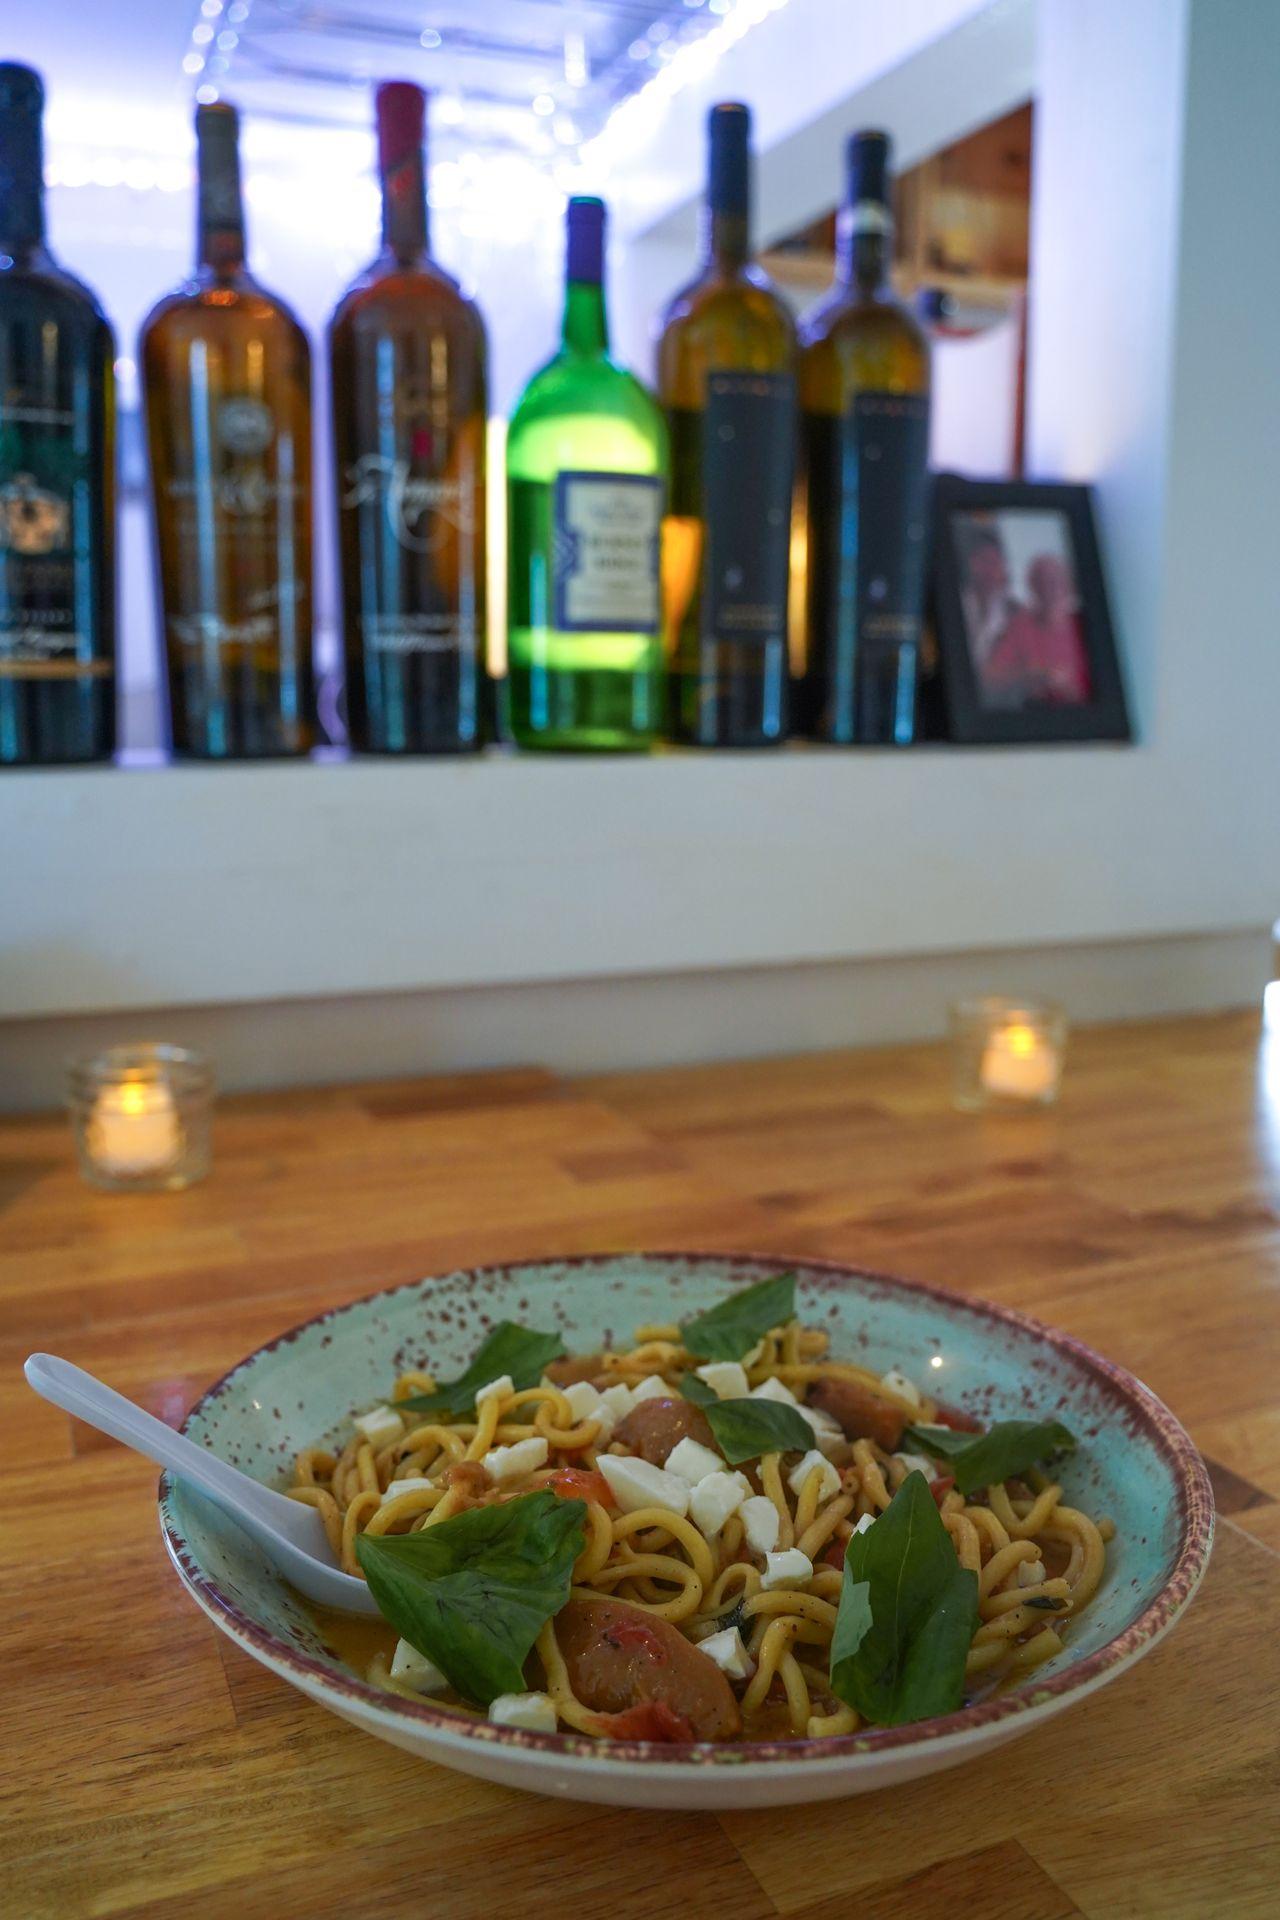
[702,369,794,643]
[342,456,476,557]
[808,391,929,653]
[158,390,308,647]
[163,397,297,521]
[0,402,101,671]
[552,471,663,634]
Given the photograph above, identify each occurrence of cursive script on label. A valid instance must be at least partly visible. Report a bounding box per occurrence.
[342,454,473,553]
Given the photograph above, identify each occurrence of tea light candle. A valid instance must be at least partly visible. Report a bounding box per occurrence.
[949,996,1066,1111]
[87,1077,182,1177]
[980,1019,1059,1100]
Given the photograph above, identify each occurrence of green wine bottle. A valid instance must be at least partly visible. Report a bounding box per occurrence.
[506,196,667,750]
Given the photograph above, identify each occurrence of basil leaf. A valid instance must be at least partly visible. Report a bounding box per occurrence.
[681,1271,796,1362]
[355,1490,586,1707]
[391,1321,566,1419]
[1025,1594,1067,1611]
[902,1418,1077,1496]
[829,1471,979,1726]
[679,1377,813,1465]
[678,1373,718,1407]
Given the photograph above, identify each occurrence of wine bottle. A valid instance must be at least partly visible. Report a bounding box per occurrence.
[799,130,930,744]
[139,101,313,759]
[506,196,667,751]
[0,63,116,767]
[657,102,795,747]
[329,82,488,754]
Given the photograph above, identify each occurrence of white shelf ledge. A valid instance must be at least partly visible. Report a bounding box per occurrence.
[1,739,1265,1026]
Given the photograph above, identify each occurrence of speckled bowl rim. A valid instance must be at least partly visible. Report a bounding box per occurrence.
[160,1250,1215,1774]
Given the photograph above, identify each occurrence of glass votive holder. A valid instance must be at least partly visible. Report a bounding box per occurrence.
[949,997,1067,1111]
[67,1044,215,1192]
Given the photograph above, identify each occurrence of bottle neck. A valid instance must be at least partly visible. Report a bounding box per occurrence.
[0,107,45,254]
[380,143,428,265]
[197,123,246,274]
[562,277,608,357]
[702,207,749,273]
[837,202,891,296]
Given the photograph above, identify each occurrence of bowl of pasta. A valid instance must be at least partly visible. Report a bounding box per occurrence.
[159,1252,1213,1808]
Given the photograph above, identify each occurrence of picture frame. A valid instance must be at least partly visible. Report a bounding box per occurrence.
[930,475,1131,744]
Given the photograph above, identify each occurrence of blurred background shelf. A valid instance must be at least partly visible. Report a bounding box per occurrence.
[3,744,1268,1105]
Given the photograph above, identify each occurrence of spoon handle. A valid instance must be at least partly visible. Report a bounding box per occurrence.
[24,1352,297,1528]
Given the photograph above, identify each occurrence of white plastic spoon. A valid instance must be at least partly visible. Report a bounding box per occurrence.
[24,1352,383,1617]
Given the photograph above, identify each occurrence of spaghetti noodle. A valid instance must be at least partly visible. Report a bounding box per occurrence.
[290,1309,1112,1741]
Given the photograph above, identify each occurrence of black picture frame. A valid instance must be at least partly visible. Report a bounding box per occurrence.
[930,475,1131,744]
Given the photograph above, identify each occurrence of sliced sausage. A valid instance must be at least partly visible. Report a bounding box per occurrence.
[612,1395,715,1466]
[545,1352,607,1388]
[808,1378,907,1452]
[555,1596,741,1742]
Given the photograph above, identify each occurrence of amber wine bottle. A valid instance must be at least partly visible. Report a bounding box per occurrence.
[799,130,931,744]
[140,102,313,758]
[0,63,116,766]
[506,197,667,751]
[658,103,795,747]
[329,82,488,753]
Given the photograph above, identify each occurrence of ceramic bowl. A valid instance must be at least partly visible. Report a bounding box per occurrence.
[160,1253,1213,1809]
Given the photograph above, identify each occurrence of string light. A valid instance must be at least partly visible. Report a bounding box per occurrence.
[586,0,793,171]
[563,30,588,89]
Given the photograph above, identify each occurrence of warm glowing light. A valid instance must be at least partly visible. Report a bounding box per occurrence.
[88,1079,181,1178]
[930,1355,944,1370]
[980,1021,1058,1100]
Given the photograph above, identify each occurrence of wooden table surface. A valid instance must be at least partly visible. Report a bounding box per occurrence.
[4,1011,1278,1920]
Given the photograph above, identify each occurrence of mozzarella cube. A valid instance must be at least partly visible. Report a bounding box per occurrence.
[896,1453,936,1482]
[665,1436,725,1487]
[880,1367,923,1409]
[694,1361,750,1400]
[1017,1557,1048,1588]
[851,1511,877,1537]
[630,1374,671,1403]
[389,1639,448,1692]
[379,1475,438,1506]
[563,1379,615,1438]
[749,1375,798,1407]
[353,1405,404,1450]
[488,1691,558,1734]
[739,1495,781,1555]
[698,1627,754,1681]
[761,1548,814,1591]
[483,1436,548,1483]
[798,1403,844,1453]
[598,1453,689,1517]
[689,1471,748,1538]
[599,1381,636,1422]
[787,1448,841,1502]
[475,1373,514,1411]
